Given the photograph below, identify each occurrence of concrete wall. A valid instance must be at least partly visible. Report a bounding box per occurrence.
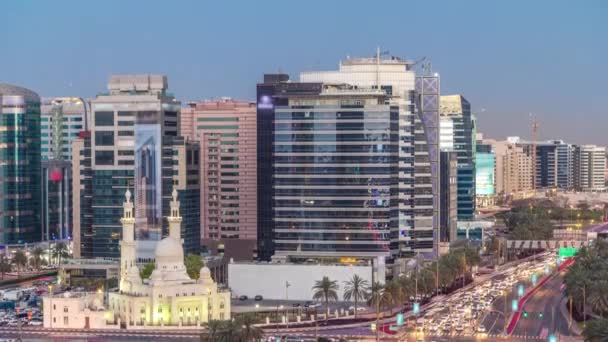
[228,263,373,301]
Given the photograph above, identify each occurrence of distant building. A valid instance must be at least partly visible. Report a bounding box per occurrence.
[439,95,476,220]
[73,75,200,259]
[0,84,42,245]
[181,99,257,261]
[41,97,88,161]
[440,151,458,244]
[492,137,534,196]
[574,145,606,192]
[40,97,88,243]
[475,135,495,207]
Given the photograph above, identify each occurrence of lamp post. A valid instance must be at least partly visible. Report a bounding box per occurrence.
[48,284,53,329]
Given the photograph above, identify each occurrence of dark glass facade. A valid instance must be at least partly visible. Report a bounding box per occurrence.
[0,85,42,245]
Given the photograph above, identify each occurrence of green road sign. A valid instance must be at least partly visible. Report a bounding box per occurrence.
[559,247,577,258]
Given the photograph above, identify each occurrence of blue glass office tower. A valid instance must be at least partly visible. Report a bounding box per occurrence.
[439,95,476,220]
[0,84,42,245]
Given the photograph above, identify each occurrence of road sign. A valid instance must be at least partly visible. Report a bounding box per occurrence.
[396,313,404,326]
[371,323,377,331]
[532,274,538,285]
[559,247,577,258]
[512,299,518,311]
[518,284,524,297]
[413,302,420,315]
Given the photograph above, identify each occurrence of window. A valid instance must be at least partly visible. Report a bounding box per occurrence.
[95,151,114,165]
[95,131,114,146]
[63,306,68,312]
[118,130,134,136]
[95,111,114,126]
[63,317,68,325]
[53,304,56,310]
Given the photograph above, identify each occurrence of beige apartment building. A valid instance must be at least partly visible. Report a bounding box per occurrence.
[490,137,534,196]
[181,98,257,260]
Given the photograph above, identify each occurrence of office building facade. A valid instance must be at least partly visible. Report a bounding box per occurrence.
[73,75,200,259]
[181,99,257,260]
[0,84,42,245]
[440,151,458,243]
[40,97,88,161]
[574,145,606,192]
[439,95,475,220]
[475,138,496,207]
[257,55,440,262]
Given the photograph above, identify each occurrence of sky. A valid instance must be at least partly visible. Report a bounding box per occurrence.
[1,0,607,144]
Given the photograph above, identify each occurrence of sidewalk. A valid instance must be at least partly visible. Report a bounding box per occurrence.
[560,297,582,336]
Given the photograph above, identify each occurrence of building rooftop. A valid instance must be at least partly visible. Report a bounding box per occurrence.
[0,83,40,102]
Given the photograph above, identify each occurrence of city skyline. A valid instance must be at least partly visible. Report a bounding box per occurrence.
[1,0,606,145]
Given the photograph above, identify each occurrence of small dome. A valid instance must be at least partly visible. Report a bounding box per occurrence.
[154,237,183,263]
[200,266,211,278]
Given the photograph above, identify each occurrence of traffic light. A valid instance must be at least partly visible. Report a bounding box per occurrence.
[413,302,420,315]
[396,313,404,326]
[523,311,529,318]
[538,312,544,318]
[548,334,557,342]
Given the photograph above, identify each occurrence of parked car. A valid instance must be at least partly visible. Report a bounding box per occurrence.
[239,295,248,301]
[254,295,263,301]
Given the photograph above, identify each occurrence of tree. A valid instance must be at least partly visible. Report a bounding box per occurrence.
[0,255,11,280]
[343,274,369,318]
[588,276,608,317]
[583,319,608,342]
[13,250,27,277]
[238,314,263,342]
[311,276,339,320]
[139,262,155,280]
[30,247,44,271]
[384,280,405,313]
[52,242,69,267]
[185,254,204,280]
[367,282,392,342]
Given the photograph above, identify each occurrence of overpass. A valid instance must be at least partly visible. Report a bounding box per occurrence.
[505,240,590,251]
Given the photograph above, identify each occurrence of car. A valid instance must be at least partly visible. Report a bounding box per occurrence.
[477,325,486,333]
[292,303,301,307]
[348,306,366,312]
[254,295,263,301]
[238,295,248,301]
[28,320,42,326]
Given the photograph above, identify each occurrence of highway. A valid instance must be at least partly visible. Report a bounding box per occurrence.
[509,271,574,339]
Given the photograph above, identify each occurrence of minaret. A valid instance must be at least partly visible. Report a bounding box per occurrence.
[120,189,136,290]
[167,187,183,243]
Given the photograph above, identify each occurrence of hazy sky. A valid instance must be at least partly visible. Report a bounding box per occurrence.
[1,0,606,144]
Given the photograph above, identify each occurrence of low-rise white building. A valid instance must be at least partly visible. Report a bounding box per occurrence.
[43,189,231,329]
[228,261,374,301]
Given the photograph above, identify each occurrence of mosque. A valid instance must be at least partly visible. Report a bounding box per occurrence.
[43,189,231,329]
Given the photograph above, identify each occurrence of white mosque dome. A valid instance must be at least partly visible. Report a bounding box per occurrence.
[154,236,184,264]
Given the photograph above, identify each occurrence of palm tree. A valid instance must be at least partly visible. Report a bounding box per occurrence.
[52,242,69,268]
[583,319,608,342]
[564,263,591,313]
[238,314,263,341]
[12,250,27,278]
[30,247,44,271]
[343,274,369,318]
[367,282,392,342]
[312,276,339,321]
[0,255,11,280]
[384,280,405,314]
[588,277,608,318]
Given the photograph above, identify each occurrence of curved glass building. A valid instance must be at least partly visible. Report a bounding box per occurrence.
[0,84,42,244]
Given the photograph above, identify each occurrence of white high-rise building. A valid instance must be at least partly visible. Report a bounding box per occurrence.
[300,54,441,259]
[41,97,88,161]
[574,145,606,192]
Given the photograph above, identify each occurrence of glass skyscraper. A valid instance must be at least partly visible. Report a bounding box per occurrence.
[439,95,476,220]
[0,84,42,245]
[258,55,441,264]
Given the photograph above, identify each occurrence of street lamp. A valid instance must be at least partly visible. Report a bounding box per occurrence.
[48,284,53,329]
